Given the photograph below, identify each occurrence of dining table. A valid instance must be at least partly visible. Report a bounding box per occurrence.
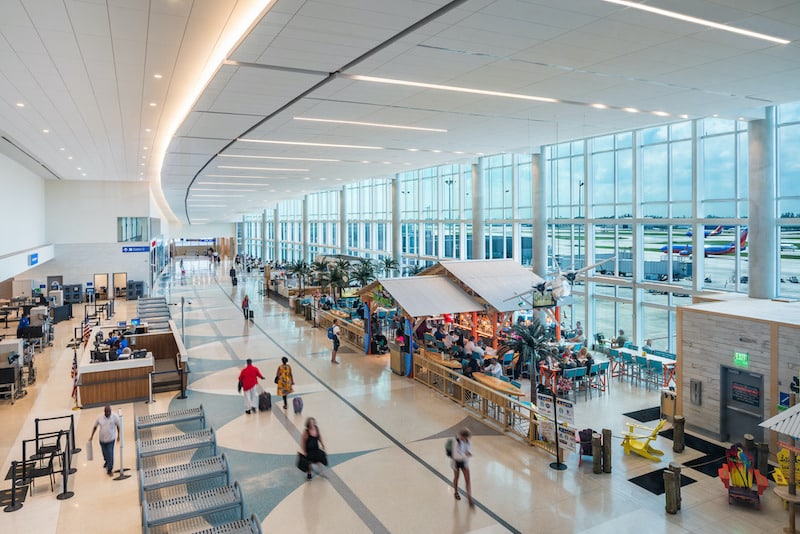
[617,347,676,387]
[472,373,524,397]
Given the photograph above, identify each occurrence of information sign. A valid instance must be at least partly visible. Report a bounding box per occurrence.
[122,246,150,253]
[557,425,575,448]
[556,398,574,425]
[537,393,555,420]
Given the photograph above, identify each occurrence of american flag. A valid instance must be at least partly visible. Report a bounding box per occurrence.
[82,316,91,347]
[71,351,79,399]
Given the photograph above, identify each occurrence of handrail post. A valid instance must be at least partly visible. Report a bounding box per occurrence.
[69,414,81,454]
[177,366,187,399]
[146,372,155,404]
[56,449,74,500]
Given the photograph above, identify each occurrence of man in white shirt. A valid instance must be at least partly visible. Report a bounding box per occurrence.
[464,336,476,357]
[484,358,503,378]
[89,405,121,476]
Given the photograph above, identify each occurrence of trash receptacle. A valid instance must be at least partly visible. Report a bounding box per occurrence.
[661,389,676,421]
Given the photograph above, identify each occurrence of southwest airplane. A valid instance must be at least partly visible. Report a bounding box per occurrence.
[685,225,724,237]
[661,228,748,256]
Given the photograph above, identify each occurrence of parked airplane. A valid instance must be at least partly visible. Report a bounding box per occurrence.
[685,225,724,237]
[661,228,748,256]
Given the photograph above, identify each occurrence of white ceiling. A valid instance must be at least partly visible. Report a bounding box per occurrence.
[1,0,799,225]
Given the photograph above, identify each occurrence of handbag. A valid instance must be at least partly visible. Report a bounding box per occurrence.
[296,452,310,472]
[237,380,243,393]
[274,375,279,384]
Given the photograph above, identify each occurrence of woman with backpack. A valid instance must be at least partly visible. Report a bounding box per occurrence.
[449,428,474,506]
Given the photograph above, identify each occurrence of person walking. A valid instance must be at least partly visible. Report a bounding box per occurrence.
[238,358,264,414]
[300,417,328,481]
[450,428,474,506]
[275,356,294,410]
[89,405,121,476]
[242,294,250,320]
[330,319,341,364]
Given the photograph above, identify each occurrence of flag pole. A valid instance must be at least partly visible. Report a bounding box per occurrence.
[71,346,81,410]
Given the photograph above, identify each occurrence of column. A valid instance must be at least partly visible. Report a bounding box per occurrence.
[691,120,705,293]
[302,196,309,262]
[273,209,280,263]
[532,152,546,278]
[261,209,267,261]
[749,107,777,299]
[392,174,401,270]
[339,187,347,255]
[471,162,485,259]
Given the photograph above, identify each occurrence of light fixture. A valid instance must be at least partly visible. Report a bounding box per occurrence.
[197,181,270,186]
[59,147,65,151]
[408,148,419,152]
[82,173,87,176]
[652,111,670,117]
[143,146,149,150]
[293,116,448,132]
[349,74,559,103]
[145,128,151,132]
[602,0,790,45]
[42,129,49,133]
[67,156,73,160]
[218,154,340,162]
[16,102,24,108]
[623,107,639,113]
[217,165,308,172]
[238,138,383,150]
[190,194,245,198]
[149,102,157,107]
[153,74,163,79]
[680,114,689,119]
[203,174,282,180]
[191,188,257,192]
[591,103,608,109]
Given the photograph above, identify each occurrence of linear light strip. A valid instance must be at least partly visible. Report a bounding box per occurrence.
[238,138,383,150]
[197,182,272,186]
[218,165,308,171]
[348,74,559,103]
[293,116,447,132]
[219,154,340,162]
[602,0,790,45]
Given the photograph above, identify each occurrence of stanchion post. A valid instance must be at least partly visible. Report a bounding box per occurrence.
[177,367,187,400]
[3,461,23,512]
[115,410,131,480]
[64,431,76,475]
[69,414,81,454]
[602,428,612,473]
[56,449,74,500]
[548,391,567,471]
[146,372,155,404]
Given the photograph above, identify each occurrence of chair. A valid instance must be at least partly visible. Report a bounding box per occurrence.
[648,359,664,388]
[718,444,769,510]
[498,375,511,383]
[510,379,521,389]
[501,352,515,376]
[609,348,622,379]
[592,361,609,392]
[577,428,595,467]
[621,419,666,461]
[635,355,649,386]
[563,367,588,401]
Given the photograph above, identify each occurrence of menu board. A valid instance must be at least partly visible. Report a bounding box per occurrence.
[556,398,574,425]
[537,393,555,420]
[557,425,575,448]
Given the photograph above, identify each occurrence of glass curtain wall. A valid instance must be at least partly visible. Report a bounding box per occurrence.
[307,190,340,261]
[278,199,303,263]
[777,102,800,298]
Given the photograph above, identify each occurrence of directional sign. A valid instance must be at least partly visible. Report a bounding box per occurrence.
[122,246,149,253]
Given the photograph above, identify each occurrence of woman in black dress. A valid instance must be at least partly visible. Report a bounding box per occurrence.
[301,417,328,480]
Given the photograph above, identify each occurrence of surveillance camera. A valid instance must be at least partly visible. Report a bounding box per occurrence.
[186,300,192,305]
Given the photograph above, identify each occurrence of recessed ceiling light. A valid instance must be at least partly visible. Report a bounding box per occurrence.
[653,111,670,117]
[601,0,790,44]
[16,102,24,108]
[454,151,464,155]
[140,163,145,166]
[335,178,342,181]
[349,74,559,104]
[382,161,392,164]
[712,114,719,117]
[145,128,151,132]
[738,117,745,121]
[218,165,307,172]
[197,181,270,186]
[319,178,327,181]
[360,160,370,164]
[59,147,65,151]
[190,194,245,198]
[680,114,689,119]
[153,74,163,79]
[77,167,81,170]
[42,129,49,133]
[303,177,310,180]
[238,139,383,150]
[432,150,442,153]
[293,116,448,133]
[408,148,419,152]
[67,156,73,160]
[591,103,608,109]
[149,102,157,107]
[191,188,257,192]
[143,146,149,150]
[623,107,639,113]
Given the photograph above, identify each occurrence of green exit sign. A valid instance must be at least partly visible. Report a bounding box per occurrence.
[733,351,749,367]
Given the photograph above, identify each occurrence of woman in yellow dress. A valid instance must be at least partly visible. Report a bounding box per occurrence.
[275,356,294,410]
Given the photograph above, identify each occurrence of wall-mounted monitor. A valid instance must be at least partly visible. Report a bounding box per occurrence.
[130,318,141,326]
[532,292,556,308]
[117,321,127,327]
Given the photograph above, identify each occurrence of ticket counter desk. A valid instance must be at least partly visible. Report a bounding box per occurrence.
[78,322,188,407]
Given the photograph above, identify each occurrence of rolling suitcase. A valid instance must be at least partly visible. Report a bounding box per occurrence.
[292,396,303,414]
[248,309,254,320]
[232,277,238,286]
[259,391,272,411]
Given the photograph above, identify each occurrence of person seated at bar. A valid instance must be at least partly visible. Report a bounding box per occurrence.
[462,355,481,378]
[483,358,503,378]
[642,339,653,353]
[443,330,455,356]
[560,347,577,369]
[576,346,590,364]
[612,329,627,348]
[463,336,476,356]
[434,325,446,342]
[567,326,585,344]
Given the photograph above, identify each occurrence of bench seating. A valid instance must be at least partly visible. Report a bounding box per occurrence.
[135,405,205,438]
[137,428,216,469]
[140,454,228,502]
[142,482,243,534]
[193,514,263,534]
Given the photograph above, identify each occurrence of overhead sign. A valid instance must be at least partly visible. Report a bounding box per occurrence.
[29,253,38,266]
[733,351,749,368]
[122,246,149,253]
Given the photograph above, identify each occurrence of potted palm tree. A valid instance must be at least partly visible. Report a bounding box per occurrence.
[379,257,399,278]
[498,318,551,402]
[287,259,312,297]
[351,259,377,288]
[405,263,425,277]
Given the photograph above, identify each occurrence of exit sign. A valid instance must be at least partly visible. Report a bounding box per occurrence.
[733,351,749,367]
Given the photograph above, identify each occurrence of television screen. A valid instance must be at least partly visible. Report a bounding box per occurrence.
[532,292,556,308]
[130,318,140,326]
[117,321,127,327]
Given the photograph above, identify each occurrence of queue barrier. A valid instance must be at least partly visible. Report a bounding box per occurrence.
[412,355,557,457]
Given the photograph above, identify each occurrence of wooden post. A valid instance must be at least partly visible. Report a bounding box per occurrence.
[744,433,755,458]
[602,428,612,473]
[673,415,685,453]
[757,441,769,476]
[592,432,602,474]
[664,470,678,514]
[669,462,682,510]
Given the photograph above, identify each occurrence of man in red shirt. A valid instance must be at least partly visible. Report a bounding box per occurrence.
[238,359,264,414]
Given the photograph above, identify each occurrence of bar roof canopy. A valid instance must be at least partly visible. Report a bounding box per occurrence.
[430,260,544,313]
[378,276,484,318]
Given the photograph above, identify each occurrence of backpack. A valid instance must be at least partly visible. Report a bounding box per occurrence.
[327,326,334,340]
[445,437,455,457]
